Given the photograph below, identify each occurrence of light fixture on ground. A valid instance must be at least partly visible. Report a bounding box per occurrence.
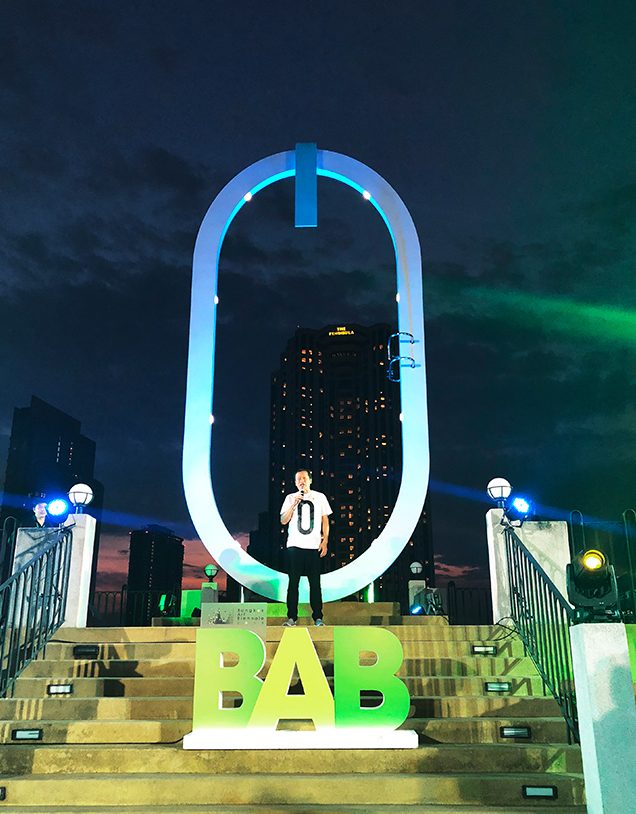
[47,683,73,696]
[566,548,621,623]
[72,644,99,659]
[485,681,512,693]
[68,483,94,513]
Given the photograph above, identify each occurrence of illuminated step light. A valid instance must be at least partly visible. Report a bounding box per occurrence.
[522,785,558,800]
[472,645,497,656]
[72,644,100,660]
[11,729,43,741]
[47,683,73,696]
[500,726,531,740]
[243,192,253,202]
[214,295,219,305]
[362,190,371,200]
[484,681,511,693]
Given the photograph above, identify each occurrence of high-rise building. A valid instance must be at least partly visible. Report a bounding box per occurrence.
[126,524,184,623]
[0,396,103,583]
[263,324,433,610]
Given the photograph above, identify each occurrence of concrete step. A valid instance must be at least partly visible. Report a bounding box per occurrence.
[0,805,588,813]
[42,638,526,661]
[1,742,583,776]
[12,673,549,699]
[0,694,561,722]
[52,622,514,644]
[0,715,572,745]
[21,655,537,679]
[0,771,586,807]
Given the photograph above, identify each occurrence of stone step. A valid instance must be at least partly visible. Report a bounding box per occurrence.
[21,655,537,679]
[52,622,508,643]
[1,742,583,776]
[0,715,572,745]
[42,638,527,661]
[0,807,586,814]
[0,694,561,722]
[0,771,585,807]
[12,673,549,699]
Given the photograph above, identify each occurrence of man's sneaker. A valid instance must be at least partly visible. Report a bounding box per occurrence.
[314,618,325,627]
[282,618,296,627]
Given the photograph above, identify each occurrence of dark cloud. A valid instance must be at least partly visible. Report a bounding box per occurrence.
[2,0,636,588]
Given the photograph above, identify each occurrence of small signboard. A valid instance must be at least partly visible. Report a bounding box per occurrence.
[200,602,267,639]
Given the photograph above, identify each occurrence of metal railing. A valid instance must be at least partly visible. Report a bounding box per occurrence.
[445,581,492,625]
[0,516,18,584]
[91,588,180,626]
[0,526,73,698]
[504,525,578,743]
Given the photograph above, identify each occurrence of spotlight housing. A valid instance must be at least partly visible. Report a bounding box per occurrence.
[46,497,70,523]
[502,494,533,526]
[566,549,621,624]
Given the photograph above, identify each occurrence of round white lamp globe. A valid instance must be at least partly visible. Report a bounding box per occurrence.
[486,477,512,504]
[68,483,94,513]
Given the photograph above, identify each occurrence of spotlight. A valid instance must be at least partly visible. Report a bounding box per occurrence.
[502,494,533,526]
[47,498,69,516]
[409,603,424,616]
[566,549,621,623]
[204,563,218,580]
[47,497,70,523]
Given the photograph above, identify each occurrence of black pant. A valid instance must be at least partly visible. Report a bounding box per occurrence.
[286,546,322,621]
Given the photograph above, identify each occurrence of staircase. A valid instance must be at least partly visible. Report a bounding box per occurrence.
[0,603,585,812]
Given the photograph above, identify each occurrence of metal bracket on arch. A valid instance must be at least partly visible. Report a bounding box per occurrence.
[387,332,419,382]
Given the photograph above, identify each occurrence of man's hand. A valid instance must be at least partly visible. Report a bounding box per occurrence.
[281,493,304,525]
[318,540,328,558]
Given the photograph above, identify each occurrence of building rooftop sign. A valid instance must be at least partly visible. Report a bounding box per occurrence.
[328,326,355,337]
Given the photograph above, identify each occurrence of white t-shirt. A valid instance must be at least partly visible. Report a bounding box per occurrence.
[280,490,332,550]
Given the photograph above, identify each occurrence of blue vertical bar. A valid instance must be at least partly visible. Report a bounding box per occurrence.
[294,142,317,228]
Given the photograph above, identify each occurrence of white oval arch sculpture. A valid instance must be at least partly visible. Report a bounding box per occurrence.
[183,147,429,602]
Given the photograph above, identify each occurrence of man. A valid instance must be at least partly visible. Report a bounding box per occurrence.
[33,500,49,527]
[280,469,331,627]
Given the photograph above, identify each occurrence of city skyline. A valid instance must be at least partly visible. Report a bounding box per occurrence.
[2,3,635,592]
[252,322,433,610]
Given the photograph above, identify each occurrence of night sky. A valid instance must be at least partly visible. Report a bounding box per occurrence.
[2,1,635,591]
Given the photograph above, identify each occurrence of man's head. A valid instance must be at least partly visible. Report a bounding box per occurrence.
[33,501,47,524]
[295,469,312,492]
